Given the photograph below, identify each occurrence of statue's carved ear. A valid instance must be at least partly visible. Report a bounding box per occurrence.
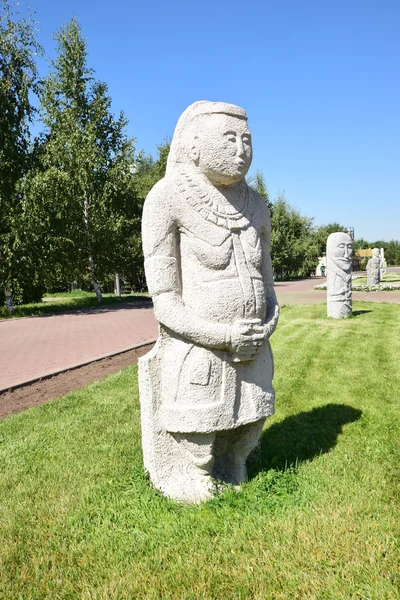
[189,136,200,164]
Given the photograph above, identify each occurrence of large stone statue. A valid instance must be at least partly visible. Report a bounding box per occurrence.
[139,101,279,503]
[366,248,381,285]
[326,232,353,318]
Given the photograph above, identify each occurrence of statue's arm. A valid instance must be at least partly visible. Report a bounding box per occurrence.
[142,185,231,350]
[260,203,280,338]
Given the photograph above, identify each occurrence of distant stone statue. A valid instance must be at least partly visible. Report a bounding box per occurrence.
[139,101,279,502]
[326,232,353,318]
[379,247,386,278]
[366,248,381,285]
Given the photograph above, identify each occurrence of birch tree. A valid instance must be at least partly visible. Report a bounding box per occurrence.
[0,0,42,311]
[34,18,137,300]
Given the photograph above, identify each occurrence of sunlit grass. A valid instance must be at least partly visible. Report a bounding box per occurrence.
[0,301,399,599]
[355,273,400,285]
[43,289,100,298]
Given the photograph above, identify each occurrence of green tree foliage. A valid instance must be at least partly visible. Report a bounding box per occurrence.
[0,0,43,309]
[134,141,170,200]
[249,172,320,280]
[353,238,370,250]
[125,141,170,290]
[353,239,400,267]
[373,240,400,266]
[270,194,320,280]
[247,169,273,213]
[27,18,139,299]
[314,222,348,256]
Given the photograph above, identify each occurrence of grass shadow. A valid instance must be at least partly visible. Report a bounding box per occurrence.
[351,309,373,317]
[248,403,362,477]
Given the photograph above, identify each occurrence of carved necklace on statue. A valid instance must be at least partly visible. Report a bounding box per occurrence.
[175,170,253,230]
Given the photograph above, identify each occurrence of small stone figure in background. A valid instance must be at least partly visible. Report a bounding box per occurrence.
[366,248,381,286]
[326,232,353,319]
[379,248,386,278]
[139,101,279,503]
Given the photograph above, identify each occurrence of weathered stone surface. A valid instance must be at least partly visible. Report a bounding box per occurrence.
[326,232,353,318]
[139,101,279,502]
[367,248,381,285]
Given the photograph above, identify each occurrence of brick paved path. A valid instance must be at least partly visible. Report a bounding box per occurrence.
[1,279,399,392]
[0,303,158,392]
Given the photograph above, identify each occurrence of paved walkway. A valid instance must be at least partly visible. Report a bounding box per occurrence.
[1,277,399,392]
[0,303,158,392]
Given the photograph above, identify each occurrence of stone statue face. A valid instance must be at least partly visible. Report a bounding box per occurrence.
[195,114,252,186]
[372,248,379,258]
[327,233,353,272]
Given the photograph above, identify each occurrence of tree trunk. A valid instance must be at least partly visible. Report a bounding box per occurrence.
[115,273,121,297]
[5,284,15,314]
[83,196,102,303]
[88,253,102,302]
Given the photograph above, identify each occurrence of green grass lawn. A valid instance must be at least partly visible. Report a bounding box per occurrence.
[0,302,399,599]
[0,292,150,320]
[355,273,400,285]
[43,289,100,298]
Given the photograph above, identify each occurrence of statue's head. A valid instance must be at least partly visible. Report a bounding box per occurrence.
[327,232,353,273]
[166,101,252,186]
[372,248,380,258]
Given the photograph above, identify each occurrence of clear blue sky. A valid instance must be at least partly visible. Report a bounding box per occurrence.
[30,0,399,241]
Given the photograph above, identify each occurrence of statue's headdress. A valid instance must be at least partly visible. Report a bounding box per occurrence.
[166,101,248,174]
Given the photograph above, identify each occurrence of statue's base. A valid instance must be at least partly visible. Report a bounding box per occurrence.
[138,343,265,503]
[327,302,352,319]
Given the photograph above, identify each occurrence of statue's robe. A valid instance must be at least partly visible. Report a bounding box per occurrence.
[367,256,381,285]
[141,170,277,434]
[327,267,352,316]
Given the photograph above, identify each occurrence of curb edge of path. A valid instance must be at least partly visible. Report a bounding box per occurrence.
[0,338,157,394]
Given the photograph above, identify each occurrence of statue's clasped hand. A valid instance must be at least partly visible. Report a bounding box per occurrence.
[264,303,280,338]
[229,318,268,362]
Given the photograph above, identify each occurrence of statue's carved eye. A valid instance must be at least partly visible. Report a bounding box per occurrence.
[224,131,237,143]
[243,136,251,145]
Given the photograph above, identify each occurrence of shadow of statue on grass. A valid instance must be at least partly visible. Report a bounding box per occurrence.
[248,403,362,478]
[351,310,372,317]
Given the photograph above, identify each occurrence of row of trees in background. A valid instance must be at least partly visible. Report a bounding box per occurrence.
[0,0,43,309]
[1,2,399,312]
[353,238,400,267]
[0,5,163,310]
[248,173,400,278]
[248,173,321,280]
